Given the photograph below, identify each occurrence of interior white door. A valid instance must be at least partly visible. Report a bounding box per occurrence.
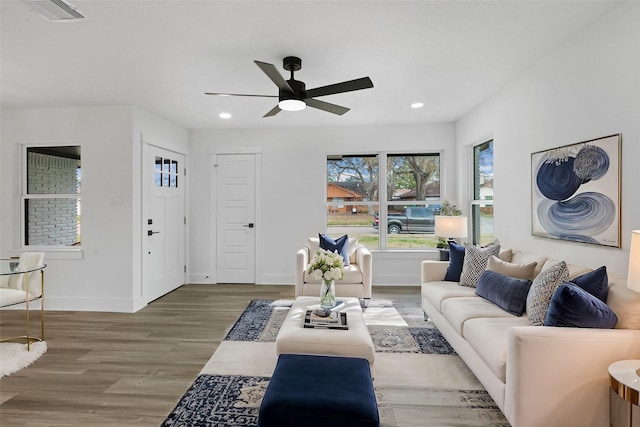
[142,144,186,302]
[215,153,256,283]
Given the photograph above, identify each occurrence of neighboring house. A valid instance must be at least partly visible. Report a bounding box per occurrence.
[327,182,367,213]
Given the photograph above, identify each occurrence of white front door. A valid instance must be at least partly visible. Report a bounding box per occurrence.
[142,144,186,302]
[215,153,256,283]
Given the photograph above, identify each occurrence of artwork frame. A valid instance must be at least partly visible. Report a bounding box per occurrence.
[531,134,621,248]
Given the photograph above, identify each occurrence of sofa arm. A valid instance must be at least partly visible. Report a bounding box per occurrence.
[356,246,372,299]
[505,325,640,427]
[421,260,448,283]
[295,247,309,297]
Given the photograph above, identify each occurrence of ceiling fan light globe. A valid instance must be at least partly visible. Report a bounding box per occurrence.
[278,99,306,111]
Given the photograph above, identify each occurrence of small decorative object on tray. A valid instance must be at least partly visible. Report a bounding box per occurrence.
[304,309,348,330]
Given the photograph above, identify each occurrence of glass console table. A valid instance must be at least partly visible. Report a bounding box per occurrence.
[0,259,47,350]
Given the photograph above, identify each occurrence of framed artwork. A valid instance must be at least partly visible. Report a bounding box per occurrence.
[531,134,621,248]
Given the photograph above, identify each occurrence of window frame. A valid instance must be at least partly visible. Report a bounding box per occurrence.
[326,150,443,251]
[21,144,82,249]
[470,139,494,246]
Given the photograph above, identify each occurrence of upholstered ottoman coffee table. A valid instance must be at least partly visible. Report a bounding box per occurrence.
[258,354,380,427]
[275,296,375,373]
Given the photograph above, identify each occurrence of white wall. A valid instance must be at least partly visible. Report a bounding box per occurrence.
[456,1,640,277]
[188,122,456,286]
[0,106,188,312]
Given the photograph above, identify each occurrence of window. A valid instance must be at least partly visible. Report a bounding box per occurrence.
[155,156,179,187]
[326,153,441,250]
[471,140,493,246]
[23,146,81,247]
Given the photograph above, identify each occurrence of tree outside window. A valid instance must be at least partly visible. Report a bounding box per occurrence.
[326,153,441,250]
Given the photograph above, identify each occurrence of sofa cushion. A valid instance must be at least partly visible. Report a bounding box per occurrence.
[319,233,350,266]
[421,282,478,313]
[544,282,618,328]
[444,241,465,282]
[463,317,532,382]
[348,237,360,264]
[475,270,532,316]
[526,261,569,326]
[542,258,592,280]
[441,296,515,335]
[487,256,537,280]
[570,266,608,302]
[510,251,549,279]
[459,244,501,288]
[607,278,640,329]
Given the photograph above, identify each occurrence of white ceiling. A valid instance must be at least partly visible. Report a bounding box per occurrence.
[0,0,621,130]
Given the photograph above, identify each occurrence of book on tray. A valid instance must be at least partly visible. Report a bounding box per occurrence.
[303,309,348,330]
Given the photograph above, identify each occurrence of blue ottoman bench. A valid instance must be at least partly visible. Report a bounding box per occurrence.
[258,354,380,427]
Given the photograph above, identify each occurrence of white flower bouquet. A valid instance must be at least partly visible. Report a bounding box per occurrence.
[307,248,344,281]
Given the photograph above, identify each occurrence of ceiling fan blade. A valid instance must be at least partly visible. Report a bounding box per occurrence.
[254,61,294,93]
[263,105,281,118]
[305,77,373,99]
[305,98,350,116]
[205,92,277,98]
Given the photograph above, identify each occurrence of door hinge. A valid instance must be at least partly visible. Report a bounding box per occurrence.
[184,216,187,225]
[184,168,187,176]
[184,265,187,273]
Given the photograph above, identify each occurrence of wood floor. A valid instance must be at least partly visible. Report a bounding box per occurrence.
[0,284,419,427]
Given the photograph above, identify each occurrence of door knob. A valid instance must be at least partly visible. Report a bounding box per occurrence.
[243,223,254,228]
[147,230,160,236]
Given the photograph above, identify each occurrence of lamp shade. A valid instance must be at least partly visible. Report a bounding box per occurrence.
[434,216,468,239]
[628,230,640,293]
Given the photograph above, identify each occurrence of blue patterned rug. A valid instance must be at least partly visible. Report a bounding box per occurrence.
[161,374,268,427]
[162,299,509,427]
[223,298,456,355]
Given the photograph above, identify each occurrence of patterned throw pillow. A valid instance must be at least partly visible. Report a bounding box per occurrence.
[526,261,569,326]
[459,244,501,288]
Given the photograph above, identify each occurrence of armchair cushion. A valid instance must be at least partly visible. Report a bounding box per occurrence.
[319,234,349,266]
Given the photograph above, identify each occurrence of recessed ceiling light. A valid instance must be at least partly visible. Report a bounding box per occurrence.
[219,112,232,119]
[411,102,424,109]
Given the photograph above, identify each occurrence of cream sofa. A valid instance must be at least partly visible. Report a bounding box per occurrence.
[296,237,372,299]
[421,249,640,427]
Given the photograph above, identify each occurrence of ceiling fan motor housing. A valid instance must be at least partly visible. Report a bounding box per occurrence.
[283,56,302,72]
[280,79,306,102]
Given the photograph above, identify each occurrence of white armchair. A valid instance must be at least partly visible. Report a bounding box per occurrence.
[295,237,372,299]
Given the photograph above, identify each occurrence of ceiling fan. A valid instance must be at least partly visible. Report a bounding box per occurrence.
[205,56,374,117]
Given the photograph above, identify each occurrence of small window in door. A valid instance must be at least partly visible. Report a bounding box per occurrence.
[154,156,179,188]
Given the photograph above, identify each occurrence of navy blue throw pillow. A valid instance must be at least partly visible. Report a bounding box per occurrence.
[444,241,465,282]
[319,234,349,266]
[475,270,532,316]
[570,266,608,302]
[544,282,618,328]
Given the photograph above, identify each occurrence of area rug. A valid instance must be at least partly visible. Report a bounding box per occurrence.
[162,298,510,427]
[0,341,47,378]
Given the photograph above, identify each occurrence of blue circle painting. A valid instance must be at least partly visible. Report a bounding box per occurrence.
[536,157,582,201]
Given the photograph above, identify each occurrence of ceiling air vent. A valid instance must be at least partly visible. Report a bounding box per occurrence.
[21,0,85,21]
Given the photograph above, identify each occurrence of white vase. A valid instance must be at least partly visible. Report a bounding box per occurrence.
[320,279,336,308]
